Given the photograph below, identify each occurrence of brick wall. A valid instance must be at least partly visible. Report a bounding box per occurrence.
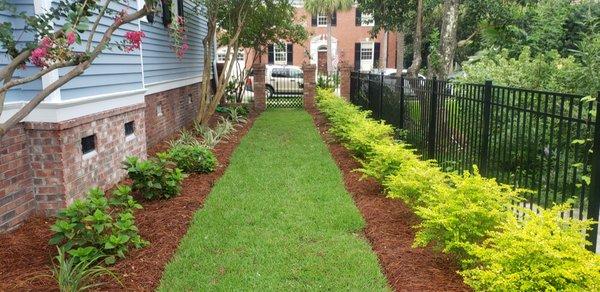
[0,126,35,232]
[145,82,201,148]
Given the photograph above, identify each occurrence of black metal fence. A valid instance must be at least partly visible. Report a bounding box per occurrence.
[350,72,600,251]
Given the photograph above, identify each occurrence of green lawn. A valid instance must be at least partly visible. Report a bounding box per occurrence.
[159,109,389,291]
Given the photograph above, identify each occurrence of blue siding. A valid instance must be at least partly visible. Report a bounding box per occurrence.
[0,0,42,102]
[56,1,145,100]
[141,0,207,84]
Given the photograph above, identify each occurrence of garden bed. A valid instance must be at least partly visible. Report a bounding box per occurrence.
[0,109,259,291]
[308,107,470,292]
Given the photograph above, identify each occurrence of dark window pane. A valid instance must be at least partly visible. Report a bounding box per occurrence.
[81,135,96,154]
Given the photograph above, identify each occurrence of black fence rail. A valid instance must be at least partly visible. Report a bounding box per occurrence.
[350,72,600,251]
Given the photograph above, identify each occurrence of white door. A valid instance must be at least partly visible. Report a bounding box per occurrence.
[360,42,374,72]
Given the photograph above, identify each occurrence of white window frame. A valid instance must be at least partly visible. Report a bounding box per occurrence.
[274,44,288,65]
[360,12,374,27]
[217,53,226,63]
[360,42,374,71]
[317,13,328,27]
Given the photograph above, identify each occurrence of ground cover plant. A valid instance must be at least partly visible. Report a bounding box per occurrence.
[315,88,600,291]
[159,109,389,290]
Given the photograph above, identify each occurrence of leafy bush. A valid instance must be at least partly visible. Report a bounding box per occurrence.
[45,247,120,291]
[225,106,248,124]
[165,142,216,173]
[461,204,600,291]
[413,169,524,258]
[358,143,416,183]
[168,129,197,148]
[344,119,394,158]
[123,155,186,200]
[49,186,147,265]
[384,158,449,206]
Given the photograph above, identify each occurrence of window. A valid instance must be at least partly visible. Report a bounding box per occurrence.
[274,44,287,65]
[271,68,289,78]
[217,53,226,63]
[188,94,193,104]
[361,45,373,61]
[81,135,96,155]
[317,13,327,27]
[156,104,163,117]
[289,68,303,78]
[237,53,244,61]
[124,121,135,136]
[361,12,374,26]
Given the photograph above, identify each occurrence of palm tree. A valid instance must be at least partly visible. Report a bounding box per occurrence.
[304,0,354,75]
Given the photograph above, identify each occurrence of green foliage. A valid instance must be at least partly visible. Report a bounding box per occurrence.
[224,106,249,124]
[49,186,147,265]
[167,129,197,148]
[384,158,449,206]
[47,247,120,292]
[123,155,186,200]
[165,143,217,174]
[358,142,417,183]
[316,74,340,90]
[344,119,394,158]
[413,169,524,258]
[461,203,600,291]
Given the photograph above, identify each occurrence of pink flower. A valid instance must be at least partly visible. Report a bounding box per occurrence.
[30,47,48,67]
[40,36,53,48]
[66,31,76,45]
[123,31,145,52]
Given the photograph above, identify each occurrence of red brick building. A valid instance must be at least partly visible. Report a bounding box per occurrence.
[250,3,397,74]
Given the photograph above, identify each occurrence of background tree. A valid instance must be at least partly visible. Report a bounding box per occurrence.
[304,0,353,75]
[195,0,305,124]
[0,0,157,137]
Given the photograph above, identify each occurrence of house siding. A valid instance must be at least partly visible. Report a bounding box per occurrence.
[0,0,43,102]
[141,0,206,85]
[54,1,145,100]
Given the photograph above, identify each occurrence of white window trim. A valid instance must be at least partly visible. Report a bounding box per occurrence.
[360,42,374,61]
[361,12,374,27]
[274,44,288,65]
[317,13,328,27]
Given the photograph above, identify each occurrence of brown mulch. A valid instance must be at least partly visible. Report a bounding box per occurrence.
[307,107,470,292]
[0,110,259,291]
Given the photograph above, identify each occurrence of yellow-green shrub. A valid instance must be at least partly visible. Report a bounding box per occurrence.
[461,204,600,291]
[384,158,450,206]
[358,143,417,183]
[413,169,524,258]
[344,119,394,158]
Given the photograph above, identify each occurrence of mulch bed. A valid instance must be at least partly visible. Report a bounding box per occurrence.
[0,110,259,291]
[307,107,470,292]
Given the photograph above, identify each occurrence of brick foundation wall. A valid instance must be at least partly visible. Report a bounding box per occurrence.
[145,82,201,148]
[0,126,35,232]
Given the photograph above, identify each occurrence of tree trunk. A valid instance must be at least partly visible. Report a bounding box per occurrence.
[197,16,217,122]
[380,31,388,69]
[407,0,423,77]
[327,14,333,75]
[396,31,405,72]
[439,0,460,79]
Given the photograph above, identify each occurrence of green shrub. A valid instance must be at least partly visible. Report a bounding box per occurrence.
[49,186,147,265]
[123,155,186,200]
[461,203,600,291]
[168,129,197,148]
[165,143,216,173]
[384,158,449,206]
[344,119,394,158]
[358,142,417,183]
[413,169,524,258]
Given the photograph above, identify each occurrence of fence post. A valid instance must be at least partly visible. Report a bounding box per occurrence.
[480,80,493,176]
[427,77,438,159]
[302,64,317,109]
[587,91,600,252]
[379,72,384,120]
[339,63,352,101]
[398,75,405,129]
[252,63,266,111]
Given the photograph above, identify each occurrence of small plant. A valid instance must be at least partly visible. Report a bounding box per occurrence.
[215,117,235,138]
[123,155,187,200]
[384,158,449,206]
[46,247,120,292]
[167,129,197,148]
[165,142,217,173]
[461,203,600,291]
[225,106,248,124]
[49,186,147,265]
[358,143,417,183]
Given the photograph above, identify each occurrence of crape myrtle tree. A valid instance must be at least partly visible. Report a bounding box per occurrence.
[304,0,353,75]
[195,0,306,124]
[0,0,161,138]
